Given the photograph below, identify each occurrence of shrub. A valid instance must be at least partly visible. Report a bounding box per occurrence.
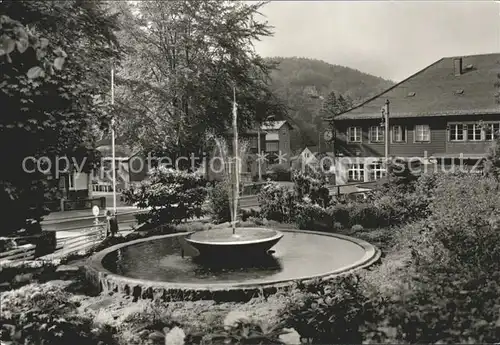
[295,201,332,232]
[0,283,116,345]
[258,183,296,223]
[327,203,387,229]
[122,167,207,226]
[327,203,351,227]
[207,180,231,224]
[240,208,260,221]
[385,268,500,343]
[292,170,330,207]
[189,311,292,345]
[282,275,386,344]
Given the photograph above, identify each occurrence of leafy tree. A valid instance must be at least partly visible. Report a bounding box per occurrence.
[320,91,353,119]
[483,136,500,179]
[315,91,353,148]
[111,0,287,165]
[0,1,120,234]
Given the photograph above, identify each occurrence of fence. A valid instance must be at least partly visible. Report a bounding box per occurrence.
[0,244,36,262]
[54,223,106,257]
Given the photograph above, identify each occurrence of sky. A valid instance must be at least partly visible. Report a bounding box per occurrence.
[253,1,500,82]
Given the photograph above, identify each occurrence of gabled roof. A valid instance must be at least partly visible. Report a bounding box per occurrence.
[307,146,320,154]
[261,120,292,130]
[334,53,500,121]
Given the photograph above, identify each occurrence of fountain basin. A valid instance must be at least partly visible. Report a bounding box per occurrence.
[84,229,380,302]
[184,227,283,258]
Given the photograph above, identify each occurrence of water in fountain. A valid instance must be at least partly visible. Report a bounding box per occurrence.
[182,87,283,259]
[206,94,249,236]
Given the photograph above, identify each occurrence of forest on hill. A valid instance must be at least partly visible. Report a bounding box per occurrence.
[267,57,394,151]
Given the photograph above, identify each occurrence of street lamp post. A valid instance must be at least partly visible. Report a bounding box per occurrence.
[111,65,117,216]
[257,127,262,181]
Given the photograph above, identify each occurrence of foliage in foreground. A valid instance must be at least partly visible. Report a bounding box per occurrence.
[281,173,500,344]
[0,283,116,345]
[1,0,120,235]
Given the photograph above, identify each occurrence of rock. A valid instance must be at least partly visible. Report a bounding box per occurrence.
[148,330,164,342]
[138,329,149,338]
[165,327,185,345]
[13,273,33,283]
[279,328,301,345]
[223,311,251,329]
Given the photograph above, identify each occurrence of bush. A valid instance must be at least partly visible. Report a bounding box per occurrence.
[282,276,385,344]
[190,310,291,344]
[292,170,330,207]
[327,203,387,229]
[0,283,116,345]
[122,167,207,226]
[258,183,296,223]
[295,202,332,232]
[207,180,231,224]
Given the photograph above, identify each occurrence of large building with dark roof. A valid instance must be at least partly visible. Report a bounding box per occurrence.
[327,53,500,184]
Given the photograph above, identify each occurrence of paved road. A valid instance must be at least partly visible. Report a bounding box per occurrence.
[42,210,144,232]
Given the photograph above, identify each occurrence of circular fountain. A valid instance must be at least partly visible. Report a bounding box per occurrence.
[84,90,379,301]
[85,229,379,301]
[184,227,284,258]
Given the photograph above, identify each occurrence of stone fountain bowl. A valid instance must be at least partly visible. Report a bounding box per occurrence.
[184,227,284,258]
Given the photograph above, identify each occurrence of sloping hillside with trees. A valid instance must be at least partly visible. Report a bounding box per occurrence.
[268,57,394,151]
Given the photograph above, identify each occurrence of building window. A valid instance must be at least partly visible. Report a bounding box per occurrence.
[485,123,500,141]
[347,164,364,182]
[467,124,482,141]
[347,127,362,143]
[68,173,75,190]
[368,163,386,181]
[369,126,384,143]
[414,125,430,142]
[266,141,279,152]
[449,123,465,141]
[391,125,406,143]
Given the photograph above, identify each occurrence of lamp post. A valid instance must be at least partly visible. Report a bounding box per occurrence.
[111,65,117,216]
[257,127,262,181]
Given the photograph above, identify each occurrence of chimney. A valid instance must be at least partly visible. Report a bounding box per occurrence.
[454,57,463,76]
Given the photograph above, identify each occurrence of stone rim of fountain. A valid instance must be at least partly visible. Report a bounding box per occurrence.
[184,227,284,246]
[84,229,380,294]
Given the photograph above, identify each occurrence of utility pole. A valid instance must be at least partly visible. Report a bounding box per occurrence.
[382,99,390,166]
[257,127,262,181]
[111,65,116,215]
